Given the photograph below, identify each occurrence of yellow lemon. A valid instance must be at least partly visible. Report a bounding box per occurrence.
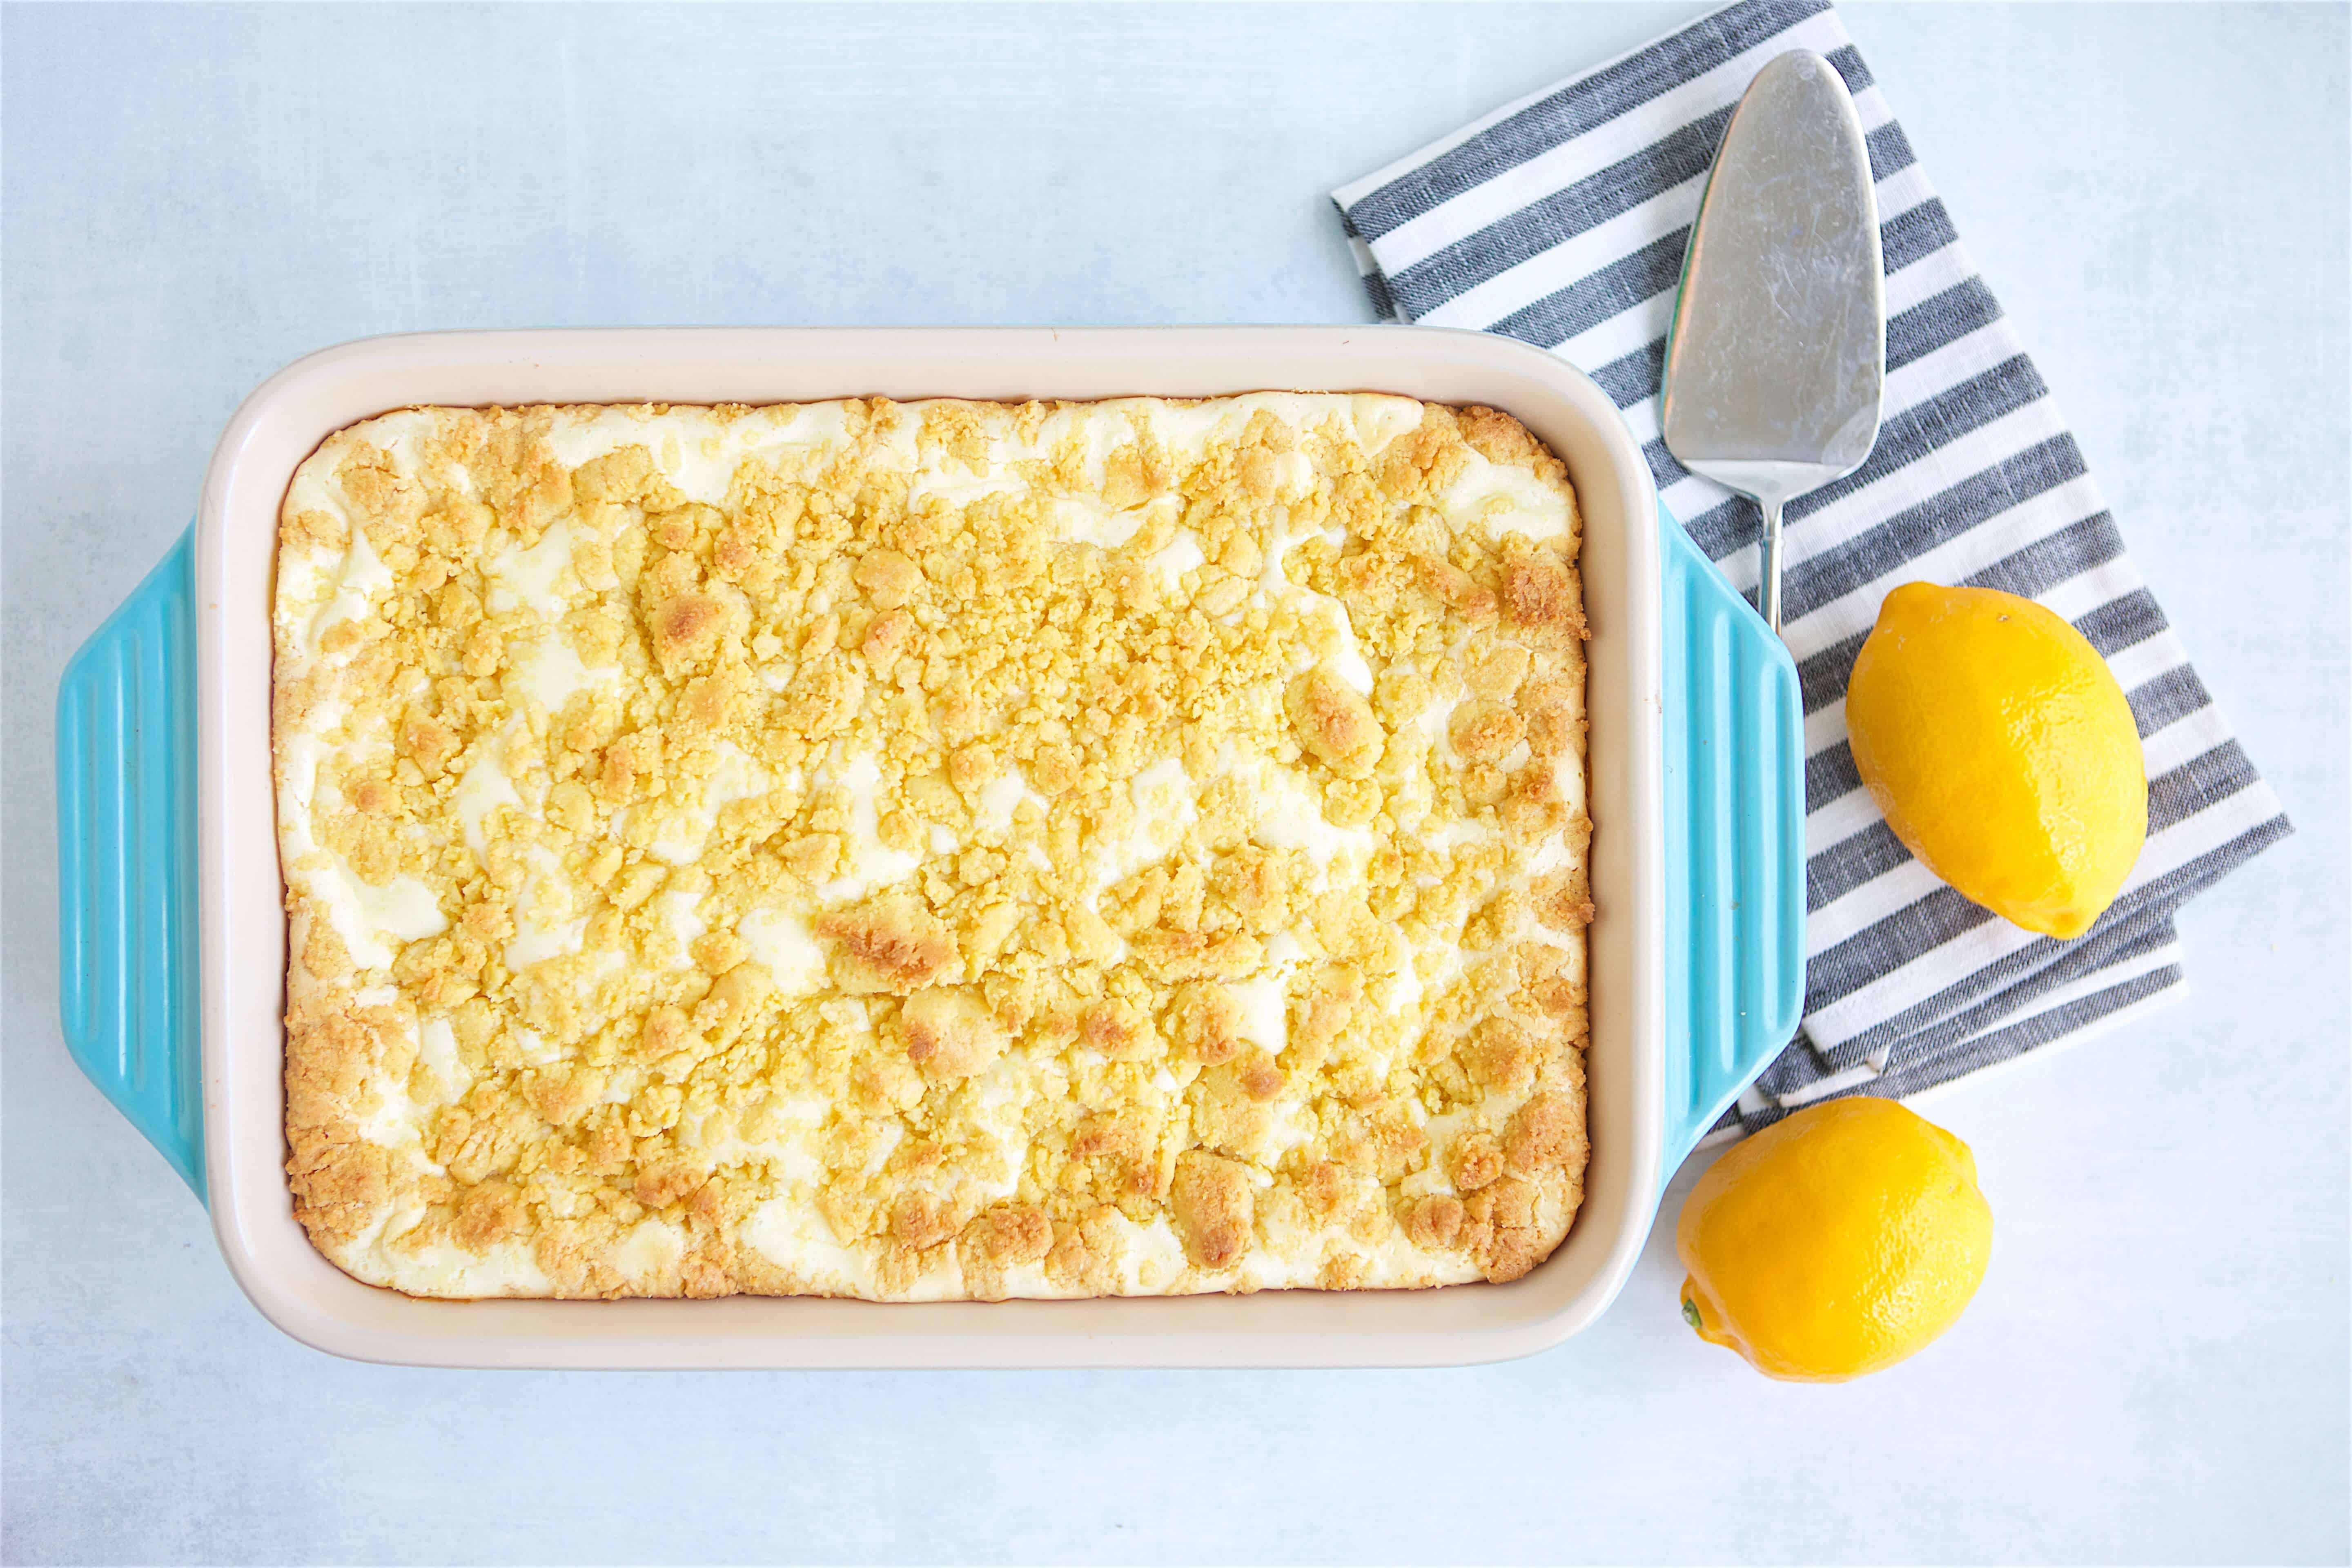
[1677,1098,1992,1382]
[1846,582,2146,939]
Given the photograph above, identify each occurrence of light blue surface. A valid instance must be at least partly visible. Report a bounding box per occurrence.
[53,528,203,1200]
[4,4,2345,1563]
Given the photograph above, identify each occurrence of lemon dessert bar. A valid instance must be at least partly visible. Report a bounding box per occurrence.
[272,393,1592,1301]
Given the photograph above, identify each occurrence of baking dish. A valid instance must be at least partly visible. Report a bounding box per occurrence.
[58,325,1803,1367]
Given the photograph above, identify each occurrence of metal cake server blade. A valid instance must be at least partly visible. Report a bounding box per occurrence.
[1661,49,1885,635]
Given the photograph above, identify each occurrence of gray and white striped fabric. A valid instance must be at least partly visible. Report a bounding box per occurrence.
[1333,0,2292,1135]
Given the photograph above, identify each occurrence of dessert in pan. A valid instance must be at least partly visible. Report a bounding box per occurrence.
[271,392,1591,1301]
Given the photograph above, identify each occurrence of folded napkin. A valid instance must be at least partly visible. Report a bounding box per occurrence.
[1333,0,2291,1135]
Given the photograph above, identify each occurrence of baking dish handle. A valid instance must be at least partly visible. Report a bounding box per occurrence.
[56,527,206,1202]
[1658,503,1806,1181]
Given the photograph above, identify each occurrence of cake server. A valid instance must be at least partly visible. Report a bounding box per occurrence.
[1661,49,1884,635]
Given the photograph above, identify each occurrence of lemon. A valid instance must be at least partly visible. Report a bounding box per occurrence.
[1677,1098,1992,1382]
[1846,582,2145,939]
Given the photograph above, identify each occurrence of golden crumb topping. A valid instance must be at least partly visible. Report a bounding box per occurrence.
[273,394,1590,1301]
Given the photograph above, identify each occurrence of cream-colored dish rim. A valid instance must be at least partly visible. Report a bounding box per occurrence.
[195,326,1666,1368]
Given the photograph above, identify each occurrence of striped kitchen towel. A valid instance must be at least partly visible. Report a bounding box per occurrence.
[1333,0,2292,1134]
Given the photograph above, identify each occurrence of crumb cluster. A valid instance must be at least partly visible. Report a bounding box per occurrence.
[273,393,1592,1301]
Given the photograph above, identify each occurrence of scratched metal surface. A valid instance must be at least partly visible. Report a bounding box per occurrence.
[1663,48,1884,629]
[1662,50,1884,494]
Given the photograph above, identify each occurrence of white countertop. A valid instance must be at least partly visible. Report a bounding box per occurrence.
[3,4,2343,1561]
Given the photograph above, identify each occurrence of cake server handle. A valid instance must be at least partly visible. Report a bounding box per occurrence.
[57,526,207,1202]
[1658,503,1806,1183]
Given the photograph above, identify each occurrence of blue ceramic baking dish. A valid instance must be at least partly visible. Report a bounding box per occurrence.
[54,327,1801,1366]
